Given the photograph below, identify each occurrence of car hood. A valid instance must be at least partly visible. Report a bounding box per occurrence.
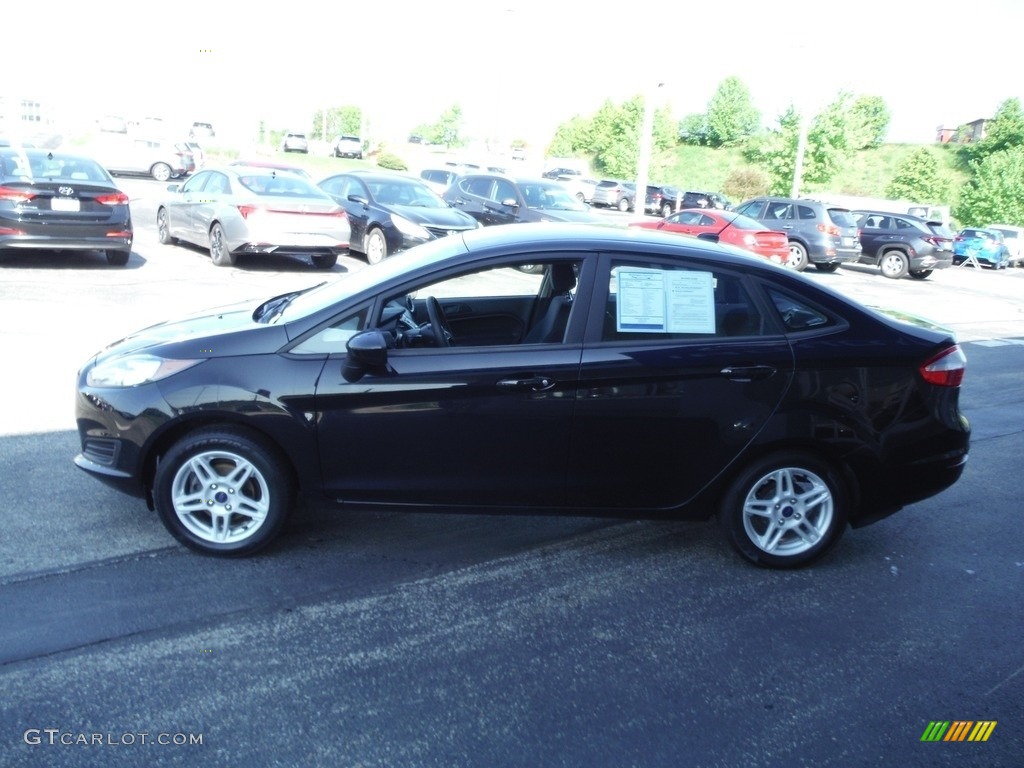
[387,204,478,229]
[90,298,287,364]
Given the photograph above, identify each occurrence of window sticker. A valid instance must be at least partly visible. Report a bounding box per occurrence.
[616,268,716,334]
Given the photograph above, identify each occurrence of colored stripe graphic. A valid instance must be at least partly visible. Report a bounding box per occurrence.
[920,721,996,742]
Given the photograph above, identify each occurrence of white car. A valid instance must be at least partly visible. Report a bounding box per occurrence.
[986,224,1024,267]
[556,175,599,203]
[333,135,363,159]
[281,132,308,153]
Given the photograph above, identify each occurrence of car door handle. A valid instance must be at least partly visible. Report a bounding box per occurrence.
[496,377,555,392]
[720,365,776,381]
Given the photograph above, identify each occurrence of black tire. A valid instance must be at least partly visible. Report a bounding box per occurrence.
[719,451,848,568]
[151,162,172,182]
[365,228,387,265]
[209,222,236,266]
[617,197,630,213]
[661,203,673,218]
[311,253,337,269]
[157,207,175,245]
[788,241,809,271]
[880,250,909,279]
[105,250,129,266]
[908,269,933,280]
[815,263,840,273]
[153,427,294,556]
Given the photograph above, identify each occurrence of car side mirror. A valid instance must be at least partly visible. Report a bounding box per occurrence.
[342,330,390,382]
[500,198,519,208]
[697,233,720,243]
[166,183,181,193]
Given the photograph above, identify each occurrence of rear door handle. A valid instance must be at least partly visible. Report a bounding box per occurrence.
[497,377,555,392]
[720,365,776,381]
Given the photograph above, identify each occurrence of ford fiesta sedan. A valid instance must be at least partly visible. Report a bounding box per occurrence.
[74,224,970,568]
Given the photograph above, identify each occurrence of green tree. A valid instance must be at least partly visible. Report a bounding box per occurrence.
[546,114,593,157]
[885,148,949,203]
[953,147,1024,227]
[847,95,890,149]
[310,106,362,141]
[413,104,467,149]
[678,113,708,145]
[704,77,760,148]
[743,94,854,195]
[958,97,1024,167]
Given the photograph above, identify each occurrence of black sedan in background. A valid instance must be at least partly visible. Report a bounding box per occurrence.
[74,224,969,568]
[319,172,479,264]
[443,174,604,227]
[0,148,133,265]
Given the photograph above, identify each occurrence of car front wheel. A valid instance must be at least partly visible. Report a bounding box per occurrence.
[719,452,848,568]
[153,427,294,556]
[157,208,175,245]
[365,228,388,265]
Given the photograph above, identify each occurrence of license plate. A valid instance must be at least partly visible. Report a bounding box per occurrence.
[842,236,855,247]
[51,198,80,212]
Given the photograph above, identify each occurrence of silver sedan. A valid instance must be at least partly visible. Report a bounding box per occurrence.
[156,165,350,268]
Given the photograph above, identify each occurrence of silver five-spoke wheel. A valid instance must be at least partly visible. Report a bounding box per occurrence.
[720,451,847,568]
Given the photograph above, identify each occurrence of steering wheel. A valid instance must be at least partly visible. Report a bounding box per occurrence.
[425,296,454,347]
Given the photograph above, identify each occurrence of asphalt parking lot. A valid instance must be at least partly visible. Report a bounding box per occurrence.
[1,177,1022,766]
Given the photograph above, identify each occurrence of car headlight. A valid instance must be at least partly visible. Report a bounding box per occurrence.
[86,355,204,388]
[391,215,430,240]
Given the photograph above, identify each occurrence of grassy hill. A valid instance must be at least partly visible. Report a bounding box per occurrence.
[656,142,968,206]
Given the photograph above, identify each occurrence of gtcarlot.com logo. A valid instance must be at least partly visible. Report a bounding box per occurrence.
[920,721,997,742]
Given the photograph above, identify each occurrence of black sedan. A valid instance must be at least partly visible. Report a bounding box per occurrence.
[318,172,479,265]
[74,224,970,568]
[443,174,605,227]
[0,148,133,265]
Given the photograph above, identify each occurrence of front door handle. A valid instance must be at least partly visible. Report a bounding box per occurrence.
[720,365,776,381]
[496,377,555,392]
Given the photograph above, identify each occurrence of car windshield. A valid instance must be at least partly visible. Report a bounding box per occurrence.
[0,150,110,182]
[368,179,447,208]
[279,236,468,321]
[520,183,588,211]
[237,173,325,197]
[726,213,773,231]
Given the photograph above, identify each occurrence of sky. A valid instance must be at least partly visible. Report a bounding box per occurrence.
[8,0,1024,149]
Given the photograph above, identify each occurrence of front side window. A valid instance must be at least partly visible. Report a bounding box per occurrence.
[602,260,764,341]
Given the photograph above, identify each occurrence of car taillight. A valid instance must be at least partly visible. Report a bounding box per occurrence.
[0,186,35,203]
[818,223,841,236]
[920,345,966,387]
[96,191,129,205]
[237,205,265,219]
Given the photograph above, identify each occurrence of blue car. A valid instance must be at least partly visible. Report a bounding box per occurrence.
[953,228,1010,268]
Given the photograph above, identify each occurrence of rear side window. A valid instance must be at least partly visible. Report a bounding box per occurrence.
[766,201,794,220]
[603,260,764,341]
[797,205,817,220]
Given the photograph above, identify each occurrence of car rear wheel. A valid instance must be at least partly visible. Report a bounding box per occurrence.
[365,228,387,265]
[150,162,172,182]
[157,208,175,245]
[209,223,236,266]
[814,263,839,273]
[908,269,933,280]
[153,427,294,556]
[311,253,337,269]
[880,250,909,279]
[105,250,129,266]
[661,203,673,218]
[788,241,809,271]
[617,197,630,213]
[719,451,848,568]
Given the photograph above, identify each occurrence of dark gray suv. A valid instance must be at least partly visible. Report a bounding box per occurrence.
[734,197,861,271]
[851,211,954,279]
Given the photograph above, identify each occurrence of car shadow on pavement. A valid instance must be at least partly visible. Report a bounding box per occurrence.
[0,249,147,270]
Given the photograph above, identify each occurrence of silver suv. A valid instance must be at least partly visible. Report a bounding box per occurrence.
[281,132,308,154]
[333,135,362,159]
[734,197,861,271]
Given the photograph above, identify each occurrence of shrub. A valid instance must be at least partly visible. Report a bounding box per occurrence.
[376,152,408,171]
[722,167,769,202]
